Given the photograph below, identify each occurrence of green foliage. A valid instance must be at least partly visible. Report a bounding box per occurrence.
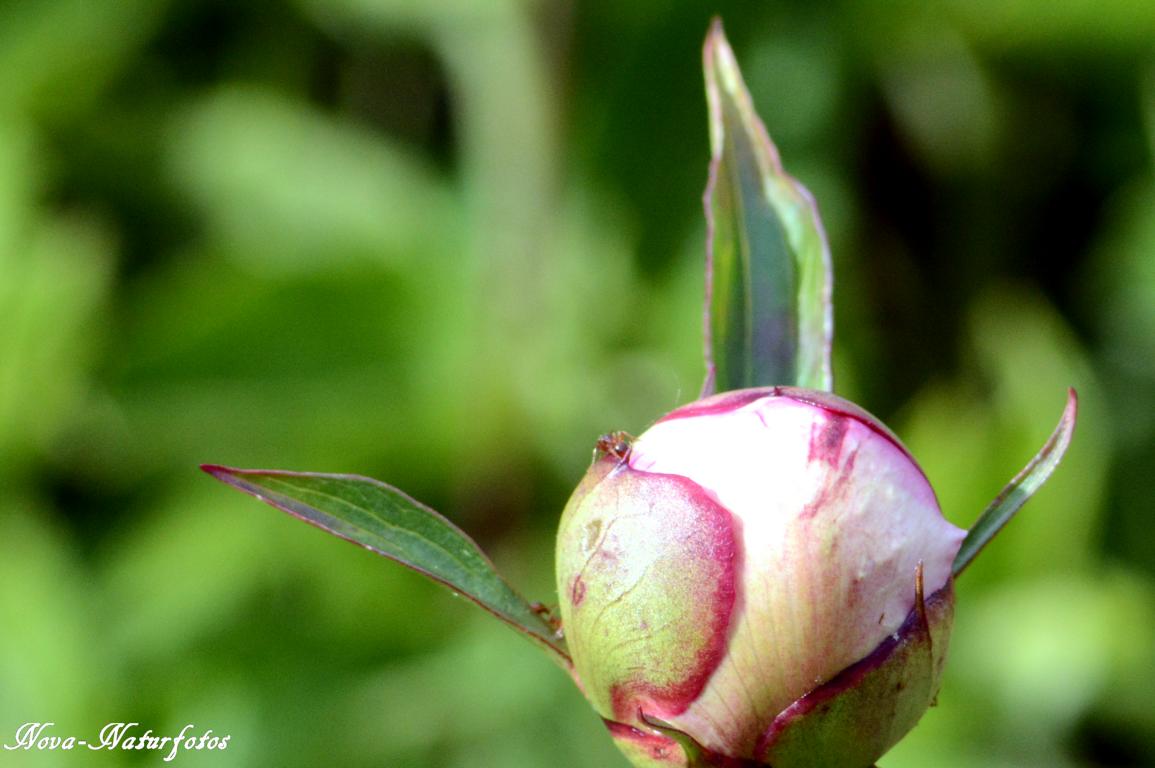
[1,1,1153,767]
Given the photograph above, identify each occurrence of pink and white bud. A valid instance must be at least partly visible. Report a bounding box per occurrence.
[556,387,966,767]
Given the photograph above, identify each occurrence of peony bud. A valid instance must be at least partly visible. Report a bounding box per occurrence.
[556,386,966,768]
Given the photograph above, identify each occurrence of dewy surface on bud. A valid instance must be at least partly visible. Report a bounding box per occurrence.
[556,387,966,767]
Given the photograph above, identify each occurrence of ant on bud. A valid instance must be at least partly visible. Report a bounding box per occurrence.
[595,431,634,463]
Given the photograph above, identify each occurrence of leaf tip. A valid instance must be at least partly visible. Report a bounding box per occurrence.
[200,464,254,490]
[201,463,258,484]
[704,19,735,76]
[703,16,736,77]
[704,17,728,66]
[702,17,741,155]
[1050,386,1079,457]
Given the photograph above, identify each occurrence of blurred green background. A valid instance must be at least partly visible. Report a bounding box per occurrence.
[1,0,1153,766]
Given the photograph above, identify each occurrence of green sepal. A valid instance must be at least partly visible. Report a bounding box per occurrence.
[701,19,834,395]
[952,388,1078,577]
[759,580,954,768]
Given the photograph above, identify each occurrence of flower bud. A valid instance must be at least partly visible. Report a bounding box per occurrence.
[556,387,966,767]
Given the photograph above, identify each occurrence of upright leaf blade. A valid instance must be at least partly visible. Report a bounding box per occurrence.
[952,388,1078,577]
[702,19,833,395]
[202,465,570,664]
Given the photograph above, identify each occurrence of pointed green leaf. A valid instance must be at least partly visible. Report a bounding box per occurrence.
[201,465,570,664]
[701,19,833,395]
[952,388,1078,577]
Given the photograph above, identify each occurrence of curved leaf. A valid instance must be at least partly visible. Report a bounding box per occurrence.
[952,388,1079,577]
[201,465,570,664]
[701,19,833,396]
